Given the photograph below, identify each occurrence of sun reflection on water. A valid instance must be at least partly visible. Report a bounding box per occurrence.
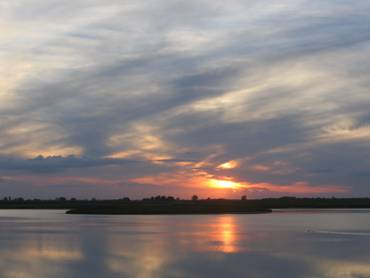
[213,216,240,253]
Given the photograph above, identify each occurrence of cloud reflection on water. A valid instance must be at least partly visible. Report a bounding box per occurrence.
[0,211,370,277]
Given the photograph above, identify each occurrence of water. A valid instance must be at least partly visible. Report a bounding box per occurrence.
[0,209,369,278]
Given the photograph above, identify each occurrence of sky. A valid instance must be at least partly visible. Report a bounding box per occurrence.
[1,0,370,199]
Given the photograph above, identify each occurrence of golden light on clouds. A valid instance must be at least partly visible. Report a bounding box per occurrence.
[0,144,83,159]
[24,146,84,158]
[106,150,139,159]
[106,122,185,164]
[0,121,84,158]
[217,160,239,169]
[253,164,271,172]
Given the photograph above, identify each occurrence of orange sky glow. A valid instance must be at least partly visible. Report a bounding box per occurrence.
[128,162,349,198]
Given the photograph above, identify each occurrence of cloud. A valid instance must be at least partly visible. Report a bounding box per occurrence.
[0,155,136,173]
[1,0,370,197]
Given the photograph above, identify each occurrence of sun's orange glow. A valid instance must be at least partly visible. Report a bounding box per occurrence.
[129,164,349,196]
[207,179,244,189]
[217,160,239,169]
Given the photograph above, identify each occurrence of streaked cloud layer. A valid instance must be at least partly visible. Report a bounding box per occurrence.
[1,0,370,198]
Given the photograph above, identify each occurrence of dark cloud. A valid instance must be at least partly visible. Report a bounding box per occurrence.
[0,156,141,174]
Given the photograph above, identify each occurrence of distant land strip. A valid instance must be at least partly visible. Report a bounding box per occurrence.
[1,196,370,214]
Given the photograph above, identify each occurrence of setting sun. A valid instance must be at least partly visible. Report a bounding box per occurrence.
[208,179,243,189]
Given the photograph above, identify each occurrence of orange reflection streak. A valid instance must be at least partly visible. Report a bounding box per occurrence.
[191,216,241,253]
[216,216,239,253]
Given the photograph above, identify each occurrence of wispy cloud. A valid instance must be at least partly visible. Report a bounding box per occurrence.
[1,0,370,197]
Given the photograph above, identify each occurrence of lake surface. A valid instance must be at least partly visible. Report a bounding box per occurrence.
[0,209,369,278]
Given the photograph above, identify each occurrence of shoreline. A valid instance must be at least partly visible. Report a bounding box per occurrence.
[66,208,272,215]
